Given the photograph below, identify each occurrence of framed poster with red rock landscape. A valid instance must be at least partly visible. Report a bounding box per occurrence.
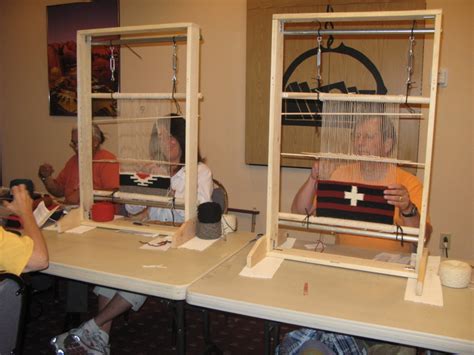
[47,0,119,116]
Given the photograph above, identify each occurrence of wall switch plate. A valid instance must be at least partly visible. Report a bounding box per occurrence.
[438,68,448,88]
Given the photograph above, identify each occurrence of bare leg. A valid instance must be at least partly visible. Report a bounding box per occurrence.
[94,294,132,334]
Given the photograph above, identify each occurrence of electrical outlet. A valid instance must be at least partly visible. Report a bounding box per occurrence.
[439,233,451,250]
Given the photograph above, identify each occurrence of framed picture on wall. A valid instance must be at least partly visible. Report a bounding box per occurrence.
[47,0,120,116]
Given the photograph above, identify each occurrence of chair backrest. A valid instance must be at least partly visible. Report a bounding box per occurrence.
[211,179,228,214]
[0,273,27,355]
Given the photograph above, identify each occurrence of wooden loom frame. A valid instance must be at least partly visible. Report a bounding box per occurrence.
[58,23,201,247]
[247,10,442,295]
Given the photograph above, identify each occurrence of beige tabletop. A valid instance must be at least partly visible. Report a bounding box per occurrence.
[42,228,256,300]
[187,243,474,353]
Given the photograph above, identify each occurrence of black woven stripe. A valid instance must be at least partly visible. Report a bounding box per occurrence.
[357,186,386,196]
[317,197,394,211]
[317,208,394,224]
[318,182,386,196]
[120,175,170,189]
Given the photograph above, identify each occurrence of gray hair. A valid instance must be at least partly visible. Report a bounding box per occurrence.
[72,124,105,145]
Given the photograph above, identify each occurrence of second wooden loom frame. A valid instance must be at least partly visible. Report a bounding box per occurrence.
[247,10,442,295]
[58,23,202,248]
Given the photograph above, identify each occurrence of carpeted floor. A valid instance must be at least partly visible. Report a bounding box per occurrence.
[19,276,450,355]
[21,276,295,355]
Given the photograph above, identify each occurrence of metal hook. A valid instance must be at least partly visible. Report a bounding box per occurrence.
[109,44,116,82]
[410,20,416,39]
[324,4,335,48]
[315,21,323,90]
[404,20,416,113]
[171,37,182,115]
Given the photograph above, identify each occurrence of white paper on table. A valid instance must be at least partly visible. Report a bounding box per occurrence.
[179,237,219,251]
[43,223,58,231]
[139,236,173,251]
[239,257,284,279]
[67,225,97,234]
[142,264,167,269]
[33,201,59,228]
[404,256,443,306]
[374,252,413,265]
[278,237,296,249]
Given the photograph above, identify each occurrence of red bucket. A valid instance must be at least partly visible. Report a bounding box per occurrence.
[91,202,115,222]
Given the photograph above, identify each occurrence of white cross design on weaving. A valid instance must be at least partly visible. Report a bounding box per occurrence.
[344,186,365,206]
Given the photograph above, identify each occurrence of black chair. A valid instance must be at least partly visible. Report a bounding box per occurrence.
[211,179,228,214]
[0,272,27,355]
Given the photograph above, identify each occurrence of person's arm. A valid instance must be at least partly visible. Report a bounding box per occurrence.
[291,161,319,214]
[38,163,65,198]
[197,164,214,204]
[4,185,49,272]
[96,155,120,191]
[384,183,432,243]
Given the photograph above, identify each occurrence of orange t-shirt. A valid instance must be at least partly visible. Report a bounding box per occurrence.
[54,149,119,204]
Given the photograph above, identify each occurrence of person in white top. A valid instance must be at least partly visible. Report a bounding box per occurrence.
[51,115,213,354]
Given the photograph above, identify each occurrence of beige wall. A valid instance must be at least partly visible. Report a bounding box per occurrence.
[0,0,472,259]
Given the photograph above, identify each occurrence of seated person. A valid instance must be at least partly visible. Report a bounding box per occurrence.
[1,184,49,275]
[38,124,119,205]
[292,117,431,252]
[51,116,213,355]
[38,124,119,329]
[287,117,431,354]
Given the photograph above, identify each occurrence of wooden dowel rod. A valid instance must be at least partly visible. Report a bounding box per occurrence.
[274,10,440,22]
[281,112,422,117]
[91,93,203,100]
[283,28,434,36]
[281,152,425,168]
[93,115,185,124]
[92,158,185,166]
[278,219,418,243]
[278,212,420,236]
[94,195,184,209]
[91,35,187,46]
[93,190,184,205]
[282,92,430,104]
[79,23,192,37]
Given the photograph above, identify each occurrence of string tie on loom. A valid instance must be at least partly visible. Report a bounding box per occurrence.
[395,224,404,246]
[303,208,312,229]
[196,202,222,240]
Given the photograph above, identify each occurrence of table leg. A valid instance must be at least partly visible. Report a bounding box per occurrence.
[264,320,281,355]
[175,300,186,355]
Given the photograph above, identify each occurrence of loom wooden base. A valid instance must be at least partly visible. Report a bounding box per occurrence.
[246,234,430,295]
[57,208,196,248]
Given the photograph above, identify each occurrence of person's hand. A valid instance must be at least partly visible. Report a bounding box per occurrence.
[384,184,411,212]
[38,163,54,179]
[3,184,33,217]
[310,160,320,180]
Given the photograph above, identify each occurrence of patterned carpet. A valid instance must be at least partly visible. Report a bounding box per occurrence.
[21,276,295,355]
